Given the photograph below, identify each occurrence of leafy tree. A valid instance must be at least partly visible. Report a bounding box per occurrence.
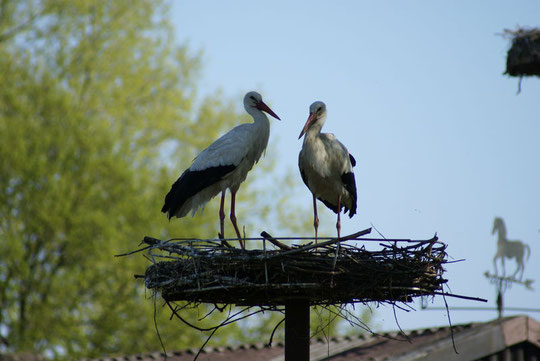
[0,0,248,357]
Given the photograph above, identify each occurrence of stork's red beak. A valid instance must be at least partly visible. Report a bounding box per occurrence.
[298,112,317,139]
[256,101,281,120]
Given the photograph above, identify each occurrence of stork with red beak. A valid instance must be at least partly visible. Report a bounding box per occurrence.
[162,91,280,248]
[298,101,357,241]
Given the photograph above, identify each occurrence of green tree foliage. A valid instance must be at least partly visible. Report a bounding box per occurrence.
[0,0,247,357]
[0,0,372,359]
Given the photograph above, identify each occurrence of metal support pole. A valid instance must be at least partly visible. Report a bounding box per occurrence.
[497,279,503,319]
[285,299,310,361]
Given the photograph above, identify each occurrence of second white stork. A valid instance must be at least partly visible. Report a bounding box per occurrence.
[162,91,280,248]
[298,101,357,241]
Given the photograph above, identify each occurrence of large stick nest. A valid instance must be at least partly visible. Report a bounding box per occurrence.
[142,229,448,306]
[505,27,540,77]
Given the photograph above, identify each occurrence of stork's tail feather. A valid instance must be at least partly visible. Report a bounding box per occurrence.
[162,174,187,219]
[318,197,339,214]
[341,172,357,218]
[317,197,356,217]
[161,165,236,219]
[348,205,356,218]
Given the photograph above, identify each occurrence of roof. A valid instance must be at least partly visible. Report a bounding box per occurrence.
[85,315,540,361]
[0,353,46,361]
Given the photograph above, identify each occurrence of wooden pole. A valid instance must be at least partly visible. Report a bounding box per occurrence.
[285,299,310,361]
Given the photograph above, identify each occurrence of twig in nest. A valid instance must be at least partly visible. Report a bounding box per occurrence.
[143,236,162,245]
[266,227,372,259]
[261,231,291,250]
[392,302,410,343]
[267,317,285,346]
[115,245,152,257]
[442,290,459,354]
[153,293,168,359]
[167,301,271,332]
[431,291,487,303]
[311,306,342,340]
[199,305,220,322]
[326,305,373,335]
[194,327,218,361]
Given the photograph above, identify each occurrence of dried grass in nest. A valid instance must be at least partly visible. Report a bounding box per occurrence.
[141,228,449,307]
[505,27,540,77]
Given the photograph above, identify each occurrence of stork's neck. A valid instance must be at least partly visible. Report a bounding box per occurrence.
[245,107,271,153]
[247,107,270,129]
[305,115,326,139]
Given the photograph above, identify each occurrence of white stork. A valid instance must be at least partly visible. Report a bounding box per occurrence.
[298,101,357,241]
[162,91,280,248]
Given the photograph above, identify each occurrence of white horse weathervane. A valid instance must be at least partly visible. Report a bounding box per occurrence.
[491,217,531,281]
[485,217,534,318]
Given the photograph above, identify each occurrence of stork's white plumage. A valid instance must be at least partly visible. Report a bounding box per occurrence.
[298,101,357,241]
[162,91,280,248]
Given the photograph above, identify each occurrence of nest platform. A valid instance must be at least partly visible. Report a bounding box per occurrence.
[142,229,449,307]
[505,27,540,77]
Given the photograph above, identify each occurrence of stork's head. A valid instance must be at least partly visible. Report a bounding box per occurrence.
[298,101,327,139]
[243,91,281,120]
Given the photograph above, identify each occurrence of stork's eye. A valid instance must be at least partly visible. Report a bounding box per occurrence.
[250,96,256,101]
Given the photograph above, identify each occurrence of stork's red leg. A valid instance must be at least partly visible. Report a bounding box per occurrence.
[336,195,342,239]
[230,189,244,249]
[313,194,319,243]
[219,191,226,239]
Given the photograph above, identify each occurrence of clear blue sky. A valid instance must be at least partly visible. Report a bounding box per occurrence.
[171,1,540,332]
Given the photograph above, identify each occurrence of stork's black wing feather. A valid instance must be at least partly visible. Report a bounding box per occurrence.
[161,165,236,219]
[349,153,356,167]
[341,172,357,217]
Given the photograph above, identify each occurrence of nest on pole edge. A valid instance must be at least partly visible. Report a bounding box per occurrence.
[141,228,449,307]
[505,27,540,77]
